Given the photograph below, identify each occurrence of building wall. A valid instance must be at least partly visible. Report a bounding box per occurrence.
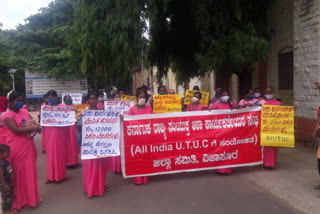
[294,0,320,141]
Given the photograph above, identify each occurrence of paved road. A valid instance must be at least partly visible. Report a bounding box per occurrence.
[19,135,302,214]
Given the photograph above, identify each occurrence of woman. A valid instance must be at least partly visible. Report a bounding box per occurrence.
[63,95,80,167]
[254,88,264,100]
[258,87,281,168]
[208,90,238,174]
[0,96,8,143]
[111,92,122,173]
[209,90,238,110]
[78,92,111,197]
[97,92,105,110]
[2,92,40,210]
[44,90,68,183]
[128,89,153,184]
[239,89,259,108]
[187,92,207,111]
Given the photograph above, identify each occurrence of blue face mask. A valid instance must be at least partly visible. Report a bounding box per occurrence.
[247,95,254,100]
[48,98,56,105]
[14,102,24,110]
[65,100,72,105]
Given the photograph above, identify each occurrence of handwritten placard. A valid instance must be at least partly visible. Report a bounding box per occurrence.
[40,105,76,127]
[68,104,88,122]
[62,93,83,105]
[104,101,134,115]
[153,94,182,113]
[261,105,295,147]
[183,90,209,107]
[81,110,120,160]
[121,95,137,105]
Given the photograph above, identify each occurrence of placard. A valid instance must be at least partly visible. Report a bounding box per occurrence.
[121,95,137,105]
[183,90,209,107]
[104,101,134,115]
[122,107,262,178]
[40,105,76,127]
[62,93,83,105]
[261,106,295,147]
[81,110,120,159]
[153,94,182,113]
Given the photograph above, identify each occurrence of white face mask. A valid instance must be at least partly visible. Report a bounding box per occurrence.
[265,95,273,100]
[192,97,199,103]
[254,93,260,98]
[221,96,230,103]
[138,98,146,106]
[98,97,104,102]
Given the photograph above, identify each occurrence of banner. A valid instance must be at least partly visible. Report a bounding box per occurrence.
[261,106,295,147]
[184,90,209,107]
[62,93,83,105]
[40,105,76,127]
[121,95,137,105]
[81,110,120,160]
[104,101,134,115]
[153,94,182,113]
[122,107,262,178]
[68,104,88,122]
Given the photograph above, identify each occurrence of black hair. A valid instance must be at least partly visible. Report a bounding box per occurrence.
[63,95,72,102]
[158,85,166,91]
[43,94,48,98]
[194,92,202,99]
[112,92,120,98]
[141,85,148,91]
[220,90,229,96]
[97,91,103,96]
[87,92,97,100]
[193,86,200,91]
[136,88,148,98]
[0,144,10,154]
[47,90,58,97]
[8,91,23,102]
[254,88,260,92]
[246,88,254,94]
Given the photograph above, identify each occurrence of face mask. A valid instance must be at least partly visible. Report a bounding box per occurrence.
[48,98,56,105]
[247,95,254,100]
[138,98,146,106]
[192,97,199,103]
[114,97,121,101]
[14,102,24,110]
[65,100,72,105]
[265,95,273,100]
[98,97,104,102]
[254,93,260,98]
[159,91,166,95]
[221,96,230,103]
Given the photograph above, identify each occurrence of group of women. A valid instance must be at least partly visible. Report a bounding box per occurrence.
[0,85,281,212]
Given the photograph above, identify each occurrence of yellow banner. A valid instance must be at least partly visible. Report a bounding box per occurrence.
[153,94,182,113]
[121,95,137,105]
[183,90,209,107]
[69,104,88,122]
[261,105,295,147]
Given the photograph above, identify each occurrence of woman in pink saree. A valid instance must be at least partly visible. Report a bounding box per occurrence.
[258,87,281,168]
[186,92,207,111]
[0,96,8,143]
[208,90,238,174]
[128,89,153,184]
[2,92,40,210]
[79,92,111,197]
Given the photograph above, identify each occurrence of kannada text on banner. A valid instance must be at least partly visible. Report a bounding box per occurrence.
[62,93,83,105]
[104,101,134,115]
[184,90,209,107]
[153,94,182,113]
[122,107,263,178]
[40,105,76,127]
[261,105,295,147]
[81,110,120,160]
[121,95,137,105]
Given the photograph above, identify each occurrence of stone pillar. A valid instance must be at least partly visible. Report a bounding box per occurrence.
[294,0,320,141]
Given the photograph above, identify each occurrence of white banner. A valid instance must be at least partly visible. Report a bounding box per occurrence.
[81,110,120,160]
[62,93,83,105]
[40,105,76,127]
[104,100,134,115]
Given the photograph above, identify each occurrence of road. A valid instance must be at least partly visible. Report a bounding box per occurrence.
[19,134,302,214]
